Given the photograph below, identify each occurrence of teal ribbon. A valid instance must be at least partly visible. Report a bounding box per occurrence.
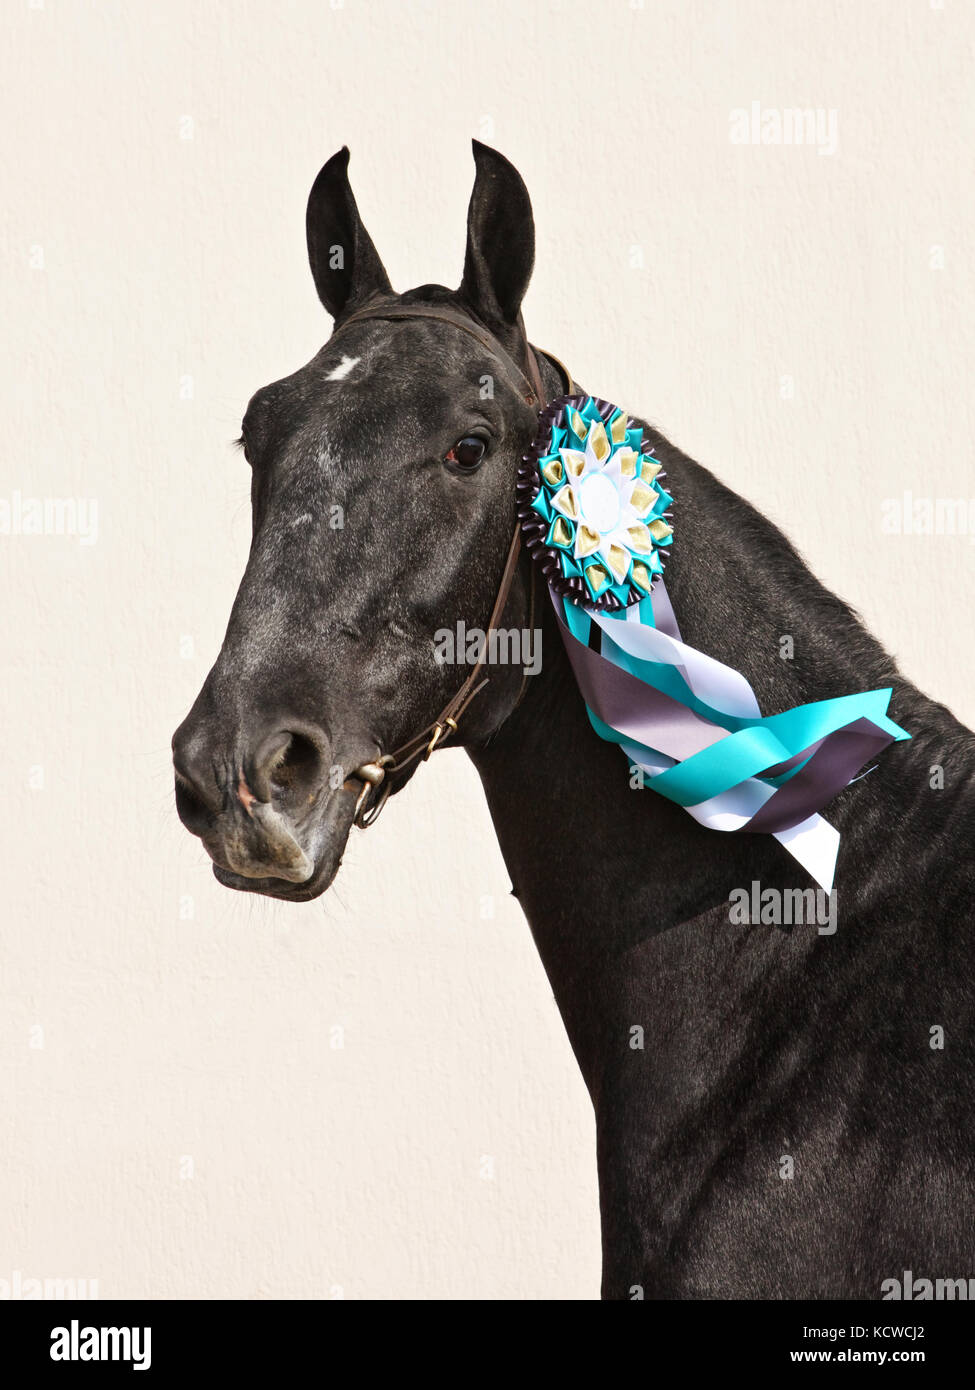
[562,592,910,815]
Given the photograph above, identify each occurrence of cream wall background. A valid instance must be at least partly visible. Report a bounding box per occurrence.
[2,0,973,1300]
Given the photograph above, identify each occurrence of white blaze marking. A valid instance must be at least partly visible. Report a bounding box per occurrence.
[326,354,360,381]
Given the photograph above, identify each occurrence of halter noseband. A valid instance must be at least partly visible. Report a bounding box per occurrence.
[327,300,572,828]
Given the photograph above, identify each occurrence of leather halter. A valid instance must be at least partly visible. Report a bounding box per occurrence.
[326,299,572,828]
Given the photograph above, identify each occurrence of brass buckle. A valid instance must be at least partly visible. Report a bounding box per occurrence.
[424,716,458,760]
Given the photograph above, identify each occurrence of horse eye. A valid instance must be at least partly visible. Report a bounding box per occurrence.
[445,435,487,472]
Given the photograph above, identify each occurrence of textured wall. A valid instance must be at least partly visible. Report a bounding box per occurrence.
[2,0,972,1300]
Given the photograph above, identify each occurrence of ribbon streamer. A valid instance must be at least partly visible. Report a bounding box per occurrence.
[553,583,910,891]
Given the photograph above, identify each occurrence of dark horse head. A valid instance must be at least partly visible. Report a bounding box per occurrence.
[172,143,559,901]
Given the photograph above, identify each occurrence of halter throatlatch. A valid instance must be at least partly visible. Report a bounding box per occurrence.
[330,301,569,829]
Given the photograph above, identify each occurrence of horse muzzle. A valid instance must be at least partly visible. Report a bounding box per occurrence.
[171,713,365,901]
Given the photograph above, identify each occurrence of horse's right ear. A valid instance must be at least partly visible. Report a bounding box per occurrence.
[306,148,392,319]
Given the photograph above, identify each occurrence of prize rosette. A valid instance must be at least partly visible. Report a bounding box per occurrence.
[517,394,674,610]
[513,391,910,893]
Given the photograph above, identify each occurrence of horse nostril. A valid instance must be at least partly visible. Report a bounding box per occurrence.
[253,730,326,812]
[174,772,215,835]
[172,719,224,833]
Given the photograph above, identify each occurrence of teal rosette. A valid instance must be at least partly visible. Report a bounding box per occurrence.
[517,394,674,609]
[517,392,909,893]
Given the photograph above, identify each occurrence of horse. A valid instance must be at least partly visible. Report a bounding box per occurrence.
[172,142,975,1299]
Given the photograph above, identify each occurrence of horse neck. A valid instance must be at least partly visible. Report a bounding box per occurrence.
[467,427,975,1039]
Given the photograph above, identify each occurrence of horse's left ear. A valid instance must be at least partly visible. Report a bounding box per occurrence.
[459,141,535,328]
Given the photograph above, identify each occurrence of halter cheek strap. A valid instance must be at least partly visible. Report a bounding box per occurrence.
[326,300,573,828]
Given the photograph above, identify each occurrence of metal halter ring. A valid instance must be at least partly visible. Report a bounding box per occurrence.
[352,756,394,829]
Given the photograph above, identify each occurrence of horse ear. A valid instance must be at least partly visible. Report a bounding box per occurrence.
[459,141,535,328]
[306,147,392,319]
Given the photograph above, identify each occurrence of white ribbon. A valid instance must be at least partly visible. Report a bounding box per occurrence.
[592,600,841,891]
